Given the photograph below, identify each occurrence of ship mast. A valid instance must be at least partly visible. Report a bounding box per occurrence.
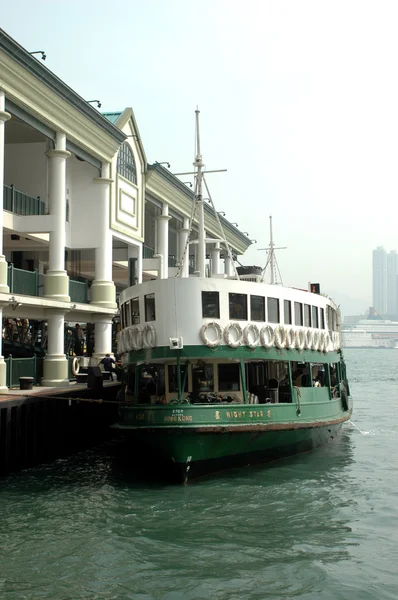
[258,215,286,284]
[194,109,206,278]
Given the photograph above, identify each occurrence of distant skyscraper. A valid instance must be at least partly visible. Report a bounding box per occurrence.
[387,250,398,316]
[373,246,387,314]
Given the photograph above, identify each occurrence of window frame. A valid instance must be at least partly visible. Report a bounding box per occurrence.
[229,293,248,320]
[267,297,280,323]
[144,293,156,322]
[311,306,319,329]
[117,142,137,184]
[294,302,303,326]
[284,300,292,325]
[202,291,220,319]
[250,295,265,322]
[304,304,311,327]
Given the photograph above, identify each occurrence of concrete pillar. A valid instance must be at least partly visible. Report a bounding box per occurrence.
[42,312,69,387]
[178,217,190,278]
[225,255,234,277]
[128,244,143,285]
[91,162,117,309]
[211,242,222,276]
[0,90,11,295]
[93,318,113,362]
[44,132,71,302]
[157,204,171,279]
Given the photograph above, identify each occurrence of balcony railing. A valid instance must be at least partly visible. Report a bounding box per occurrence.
[6,264,89,303]
[7,264,39,296]
[69,279,88,304]
[143,246,154,259]
[4,184,46,216]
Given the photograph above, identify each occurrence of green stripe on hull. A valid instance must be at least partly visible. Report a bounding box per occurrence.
[121,345,341,365]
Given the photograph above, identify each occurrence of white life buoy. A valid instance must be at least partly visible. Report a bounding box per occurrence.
[72,357,80,376]
[117,331,124,355]
[285,327,295,350]
[274,325,286,349]
[224,322,243,348]
[244,323,260,349]
[323,332,331,353]
[200,322,223,348]
[126,326,143,351]
[295,328,305,351]
[304,328,313,350]
[318,331,325,352]
[333,331,340,350]
[260,324,274,349]
[312,330,320,351]
[143,324,156,349]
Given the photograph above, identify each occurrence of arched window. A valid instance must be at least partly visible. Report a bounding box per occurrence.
[117,142,137,184]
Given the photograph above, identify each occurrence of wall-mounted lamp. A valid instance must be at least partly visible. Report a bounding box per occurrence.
[218,212,226,216]
[183,181,193,188]
[9,296,22,311]
[231,223,239,227]
[29,50,46,60]
[87,100,102,108]
[155,161,171,168]
[250,239,257,244]
[242,232,249,236]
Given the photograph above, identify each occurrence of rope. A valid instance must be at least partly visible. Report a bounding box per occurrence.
[30,395,121,404]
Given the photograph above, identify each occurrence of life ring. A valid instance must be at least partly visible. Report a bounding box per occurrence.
[274,325,286,349]
[117,331,125,355]
[317,331,325,352]
[323,332,331,353]
[260,325,274,349]
[304,328,313,350]
[312,330,320,351]
[244,324,260,349]
[72,357,80,376]
[224,322,243,348]
[295,328,305,351]
[127,326,143,351]
[143,324,156,349]
[285,327,295,350]
[200,321,223,348]
[333,332,340,350]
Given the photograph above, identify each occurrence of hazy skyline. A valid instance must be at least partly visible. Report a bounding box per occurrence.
[2,0,397,314]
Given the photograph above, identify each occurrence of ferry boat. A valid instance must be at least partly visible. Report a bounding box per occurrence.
[114,111,352,483]
[342,313,398,348]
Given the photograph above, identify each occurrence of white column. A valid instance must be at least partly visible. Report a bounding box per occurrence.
[0,91,11,392]
[91,162,117,308]
[211,242,222,277]
[42,312,69,387]
[225,256,234,276]
[178,217,190,278]
[128,244,143,285]
[93,318,113,362]
[44,132,71,301]
[0,90,11,295]
[157,204,171,279]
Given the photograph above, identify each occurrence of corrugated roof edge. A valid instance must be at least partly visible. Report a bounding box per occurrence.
[0,29,126,143]
[148,163,252,250]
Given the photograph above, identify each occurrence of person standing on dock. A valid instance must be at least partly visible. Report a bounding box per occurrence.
[74,323,84,356]
[100,354,117,381]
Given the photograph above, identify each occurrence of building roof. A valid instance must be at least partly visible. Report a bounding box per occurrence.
[0,29,126,144]
[102,112,123,124]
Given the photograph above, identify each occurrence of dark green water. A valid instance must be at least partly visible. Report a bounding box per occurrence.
[1,349,397,600]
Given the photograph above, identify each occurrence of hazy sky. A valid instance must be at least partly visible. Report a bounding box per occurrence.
[2,0,397,313]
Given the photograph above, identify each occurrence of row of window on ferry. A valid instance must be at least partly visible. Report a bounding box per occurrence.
[202,291,337,330]
[120,292,338,332]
